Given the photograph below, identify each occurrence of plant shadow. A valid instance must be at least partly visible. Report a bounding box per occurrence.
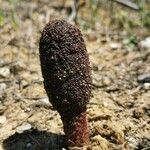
[2,129,68,150]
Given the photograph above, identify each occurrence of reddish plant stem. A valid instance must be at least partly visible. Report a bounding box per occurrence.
[61,112,89,147]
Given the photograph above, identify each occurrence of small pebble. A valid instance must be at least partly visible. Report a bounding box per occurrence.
[16,123,32,133]
[0,83,7,92]
[143,83,150,90]
[0,115,7,124]
[139,37,150,49]
[26,107,31,112]
[39,97,49,104]
[103,77,112,86]
[0,67,10,78]
[137,74,150,83]
[87,32,97,41]
[126,136,138,149]
[110,42,121,50]
[33,97,50,107]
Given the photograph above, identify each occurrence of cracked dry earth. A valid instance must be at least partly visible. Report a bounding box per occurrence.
[0,1,150,150]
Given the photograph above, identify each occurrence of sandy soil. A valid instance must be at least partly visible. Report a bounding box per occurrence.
[0,0,150,150]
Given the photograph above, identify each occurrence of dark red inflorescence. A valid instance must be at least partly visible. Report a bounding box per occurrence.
[39,20,92,147]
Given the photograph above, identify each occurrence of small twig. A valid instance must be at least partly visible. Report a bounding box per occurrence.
[68,0,78,23]
[112,0,139,10]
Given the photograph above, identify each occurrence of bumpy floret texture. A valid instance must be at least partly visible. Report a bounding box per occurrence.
[39,20,91,118]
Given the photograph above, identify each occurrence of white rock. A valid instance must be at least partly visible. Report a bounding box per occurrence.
[144,83,150,90]
[0,67,10,78]
[140,37,150,49]
[33,97,50,107]
[110,42,121,50]
[0,115,7,124]
[126,136,138,149]
[39,97,50,105]
[16,123,32,133]
[0,83,7,91]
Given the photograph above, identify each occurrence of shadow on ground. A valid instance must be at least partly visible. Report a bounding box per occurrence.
[2,129,67,150]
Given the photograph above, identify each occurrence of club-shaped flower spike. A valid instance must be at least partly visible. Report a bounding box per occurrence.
[39,20,92,148]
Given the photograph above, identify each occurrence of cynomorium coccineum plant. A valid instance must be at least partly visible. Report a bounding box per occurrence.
[39,20,92,148]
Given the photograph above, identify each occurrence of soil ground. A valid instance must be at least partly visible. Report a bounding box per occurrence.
[0,0,150,150]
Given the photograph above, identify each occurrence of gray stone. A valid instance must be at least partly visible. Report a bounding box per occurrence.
[138,74,150,83]
[16,123,32,133]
